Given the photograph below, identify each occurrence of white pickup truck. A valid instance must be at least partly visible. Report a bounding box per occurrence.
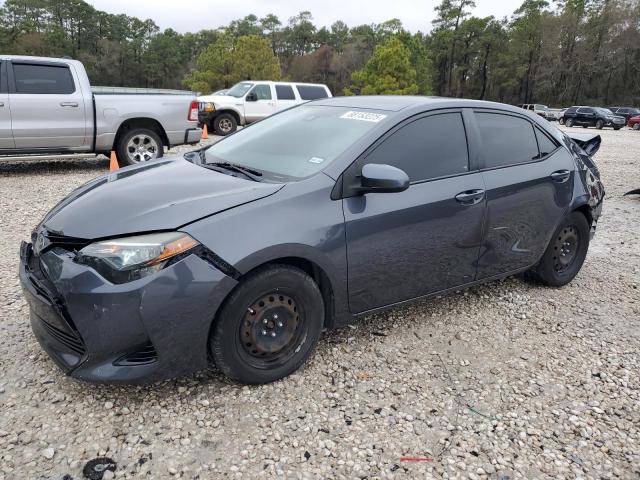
[0,56,202,166]
[197,81,332,135]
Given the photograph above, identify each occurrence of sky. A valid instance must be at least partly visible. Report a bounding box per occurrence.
[85,0,521,34]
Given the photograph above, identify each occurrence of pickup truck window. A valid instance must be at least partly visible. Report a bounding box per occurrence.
[251,84,272,100]
[227,82,253,98]
[275,85,295,100]
[296,85,328,100]
[12,63,75,94]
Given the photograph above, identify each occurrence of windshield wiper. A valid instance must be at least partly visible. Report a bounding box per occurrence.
[205,162,264,182]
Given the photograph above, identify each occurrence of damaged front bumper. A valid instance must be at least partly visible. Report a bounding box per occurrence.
[19,241,237,384]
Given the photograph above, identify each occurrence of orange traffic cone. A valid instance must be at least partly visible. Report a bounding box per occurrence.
[109,151,119,172]
[202,124,208,140]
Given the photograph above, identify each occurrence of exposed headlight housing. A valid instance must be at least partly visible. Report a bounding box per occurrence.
[202,102,215,112]
[77,232,199,283]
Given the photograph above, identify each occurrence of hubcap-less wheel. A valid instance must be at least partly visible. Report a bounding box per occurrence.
[239,293,303,368]
[218,118,233,134]
[552,226,579,273]
[126,134,159,163]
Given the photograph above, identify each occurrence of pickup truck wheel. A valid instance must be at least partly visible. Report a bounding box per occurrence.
[210,265,323,384]
[116,128,163,166]
[596,119,604,129]
[213,113,237,136]
[565,118,574,127]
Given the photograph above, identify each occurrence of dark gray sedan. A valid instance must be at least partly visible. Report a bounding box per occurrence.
[20,96,605,384]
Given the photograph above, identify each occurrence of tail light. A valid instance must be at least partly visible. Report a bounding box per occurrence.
[188,101,198,122]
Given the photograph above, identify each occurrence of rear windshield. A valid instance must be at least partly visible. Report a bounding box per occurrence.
[204,105,385,181]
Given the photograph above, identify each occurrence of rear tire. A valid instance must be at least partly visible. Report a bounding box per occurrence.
[596,119,604,129]
[529,212,590,287]
[565,118,574,127]
[210,265,324,384]
[213,113,237,136]
[116,128,164,166]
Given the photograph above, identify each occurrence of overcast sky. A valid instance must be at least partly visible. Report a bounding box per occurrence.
[85,0,521,34]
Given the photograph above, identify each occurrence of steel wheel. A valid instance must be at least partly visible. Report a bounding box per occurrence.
[239,293,304,368]
[218,118,233,134]
[126,133,159,163]
[552,225,580,273]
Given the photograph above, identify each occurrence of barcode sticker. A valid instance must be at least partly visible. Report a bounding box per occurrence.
[340,111,387,122]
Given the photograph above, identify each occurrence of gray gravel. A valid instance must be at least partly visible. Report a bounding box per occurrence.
[0,127,638,479]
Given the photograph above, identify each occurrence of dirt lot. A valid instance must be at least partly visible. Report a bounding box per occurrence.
[0,126,638,480]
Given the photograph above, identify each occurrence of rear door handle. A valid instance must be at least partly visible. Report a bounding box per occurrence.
[60,102,78,107]
[455,189,485,205]
[550,170,571,183]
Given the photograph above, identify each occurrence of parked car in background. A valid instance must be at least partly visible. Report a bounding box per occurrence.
[518,104,551,119]
[546,107,566,122]
[0,56,202,166]
[562,106,625,130]
[628,115,640,130]
[20,96,604,384]
[197,81,332,135]
[607,106,640,123]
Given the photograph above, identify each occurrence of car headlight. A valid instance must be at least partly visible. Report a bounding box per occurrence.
[77,232,200,283]
[202,102,215,112]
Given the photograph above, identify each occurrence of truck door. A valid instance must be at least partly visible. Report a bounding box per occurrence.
[0,61,14,149]
[8,60,87,149]
[244,84,276,122]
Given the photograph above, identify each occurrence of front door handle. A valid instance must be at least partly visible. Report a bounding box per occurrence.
[455,189,485,205]
[60,102,79,107]
[550,170,571,183]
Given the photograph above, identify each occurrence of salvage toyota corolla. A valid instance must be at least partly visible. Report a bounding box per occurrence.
[20,96,605,384]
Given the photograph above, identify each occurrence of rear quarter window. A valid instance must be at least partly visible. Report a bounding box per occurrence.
[535,128,559,157]
[12,63,75,94]
[475,112,539,169]
[296,85,328,101]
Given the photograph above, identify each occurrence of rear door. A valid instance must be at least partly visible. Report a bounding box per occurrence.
[8,60,87,149]
[576,107,595,126]
[0,60,14,149]
[274,84,298,111]
[343,110,485,313]
[473,111,574,278]
[243,83,276,122]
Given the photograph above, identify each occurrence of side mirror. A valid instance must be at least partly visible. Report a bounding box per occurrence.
[246,92,258,102]
[360,164,410,194]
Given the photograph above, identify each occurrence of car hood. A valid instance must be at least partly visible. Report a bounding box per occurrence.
[198,94,239,104]
[41,157,284,240]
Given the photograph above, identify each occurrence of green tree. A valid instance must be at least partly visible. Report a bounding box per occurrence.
[345,37,418,95]
[183,33,235,92]
[233,35,281,81]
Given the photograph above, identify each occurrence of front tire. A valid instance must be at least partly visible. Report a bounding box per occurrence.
[116,128,163,166]
[634,123,640,130]
[529,211,590,287]
[213,113,238,136]
[210,266,324,384]
[565,118,574,127]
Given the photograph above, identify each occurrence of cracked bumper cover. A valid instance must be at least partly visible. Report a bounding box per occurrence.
[19,242,237,384]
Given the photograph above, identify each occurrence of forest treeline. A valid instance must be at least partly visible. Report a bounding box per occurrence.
[1,0,639,106]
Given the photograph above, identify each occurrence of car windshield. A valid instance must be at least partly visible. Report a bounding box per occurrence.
[535,104,549,110]
[227,82,253,98]
[203,105,386,181]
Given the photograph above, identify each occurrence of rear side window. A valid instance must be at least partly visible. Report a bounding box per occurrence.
[535,128,559,157]
[577,107,594,114]
[275,85,296,100]
[362,113,469,182]
[475,112,539,168]
[12,63,75,94]
[251,84,272,100]
[296,85,328,100]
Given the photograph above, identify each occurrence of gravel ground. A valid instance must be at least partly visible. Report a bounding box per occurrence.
[0,127,638,480]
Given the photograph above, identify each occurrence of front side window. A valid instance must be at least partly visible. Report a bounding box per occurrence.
[361,113,469,182]
[227,82,253,98]
[475,112,539,169]
[204,105,384,181]
[250,84,272,100]
[12,63,75,94]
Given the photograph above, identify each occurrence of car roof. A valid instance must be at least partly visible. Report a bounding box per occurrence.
[237,80,329,88]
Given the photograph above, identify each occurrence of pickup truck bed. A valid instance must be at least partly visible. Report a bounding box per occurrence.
[0,55,201,166]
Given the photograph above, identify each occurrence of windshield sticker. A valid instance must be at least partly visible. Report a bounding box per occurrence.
[308,157,325,164]
[340,111,387,123]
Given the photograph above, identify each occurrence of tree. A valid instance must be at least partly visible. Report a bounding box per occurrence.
[183,34,235,92]
[233,35,281,81]
[345,37,419,95]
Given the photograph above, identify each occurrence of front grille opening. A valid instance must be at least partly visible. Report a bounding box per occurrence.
[114,342,158,366]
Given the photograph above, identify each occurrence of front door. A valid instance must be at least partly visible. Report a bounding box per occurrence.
[8,60,87,149]
[0,61,14,149]
[576,107,596,126]
[473,111,574,278]
[344,111,485,313]
[244,84,276,123]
